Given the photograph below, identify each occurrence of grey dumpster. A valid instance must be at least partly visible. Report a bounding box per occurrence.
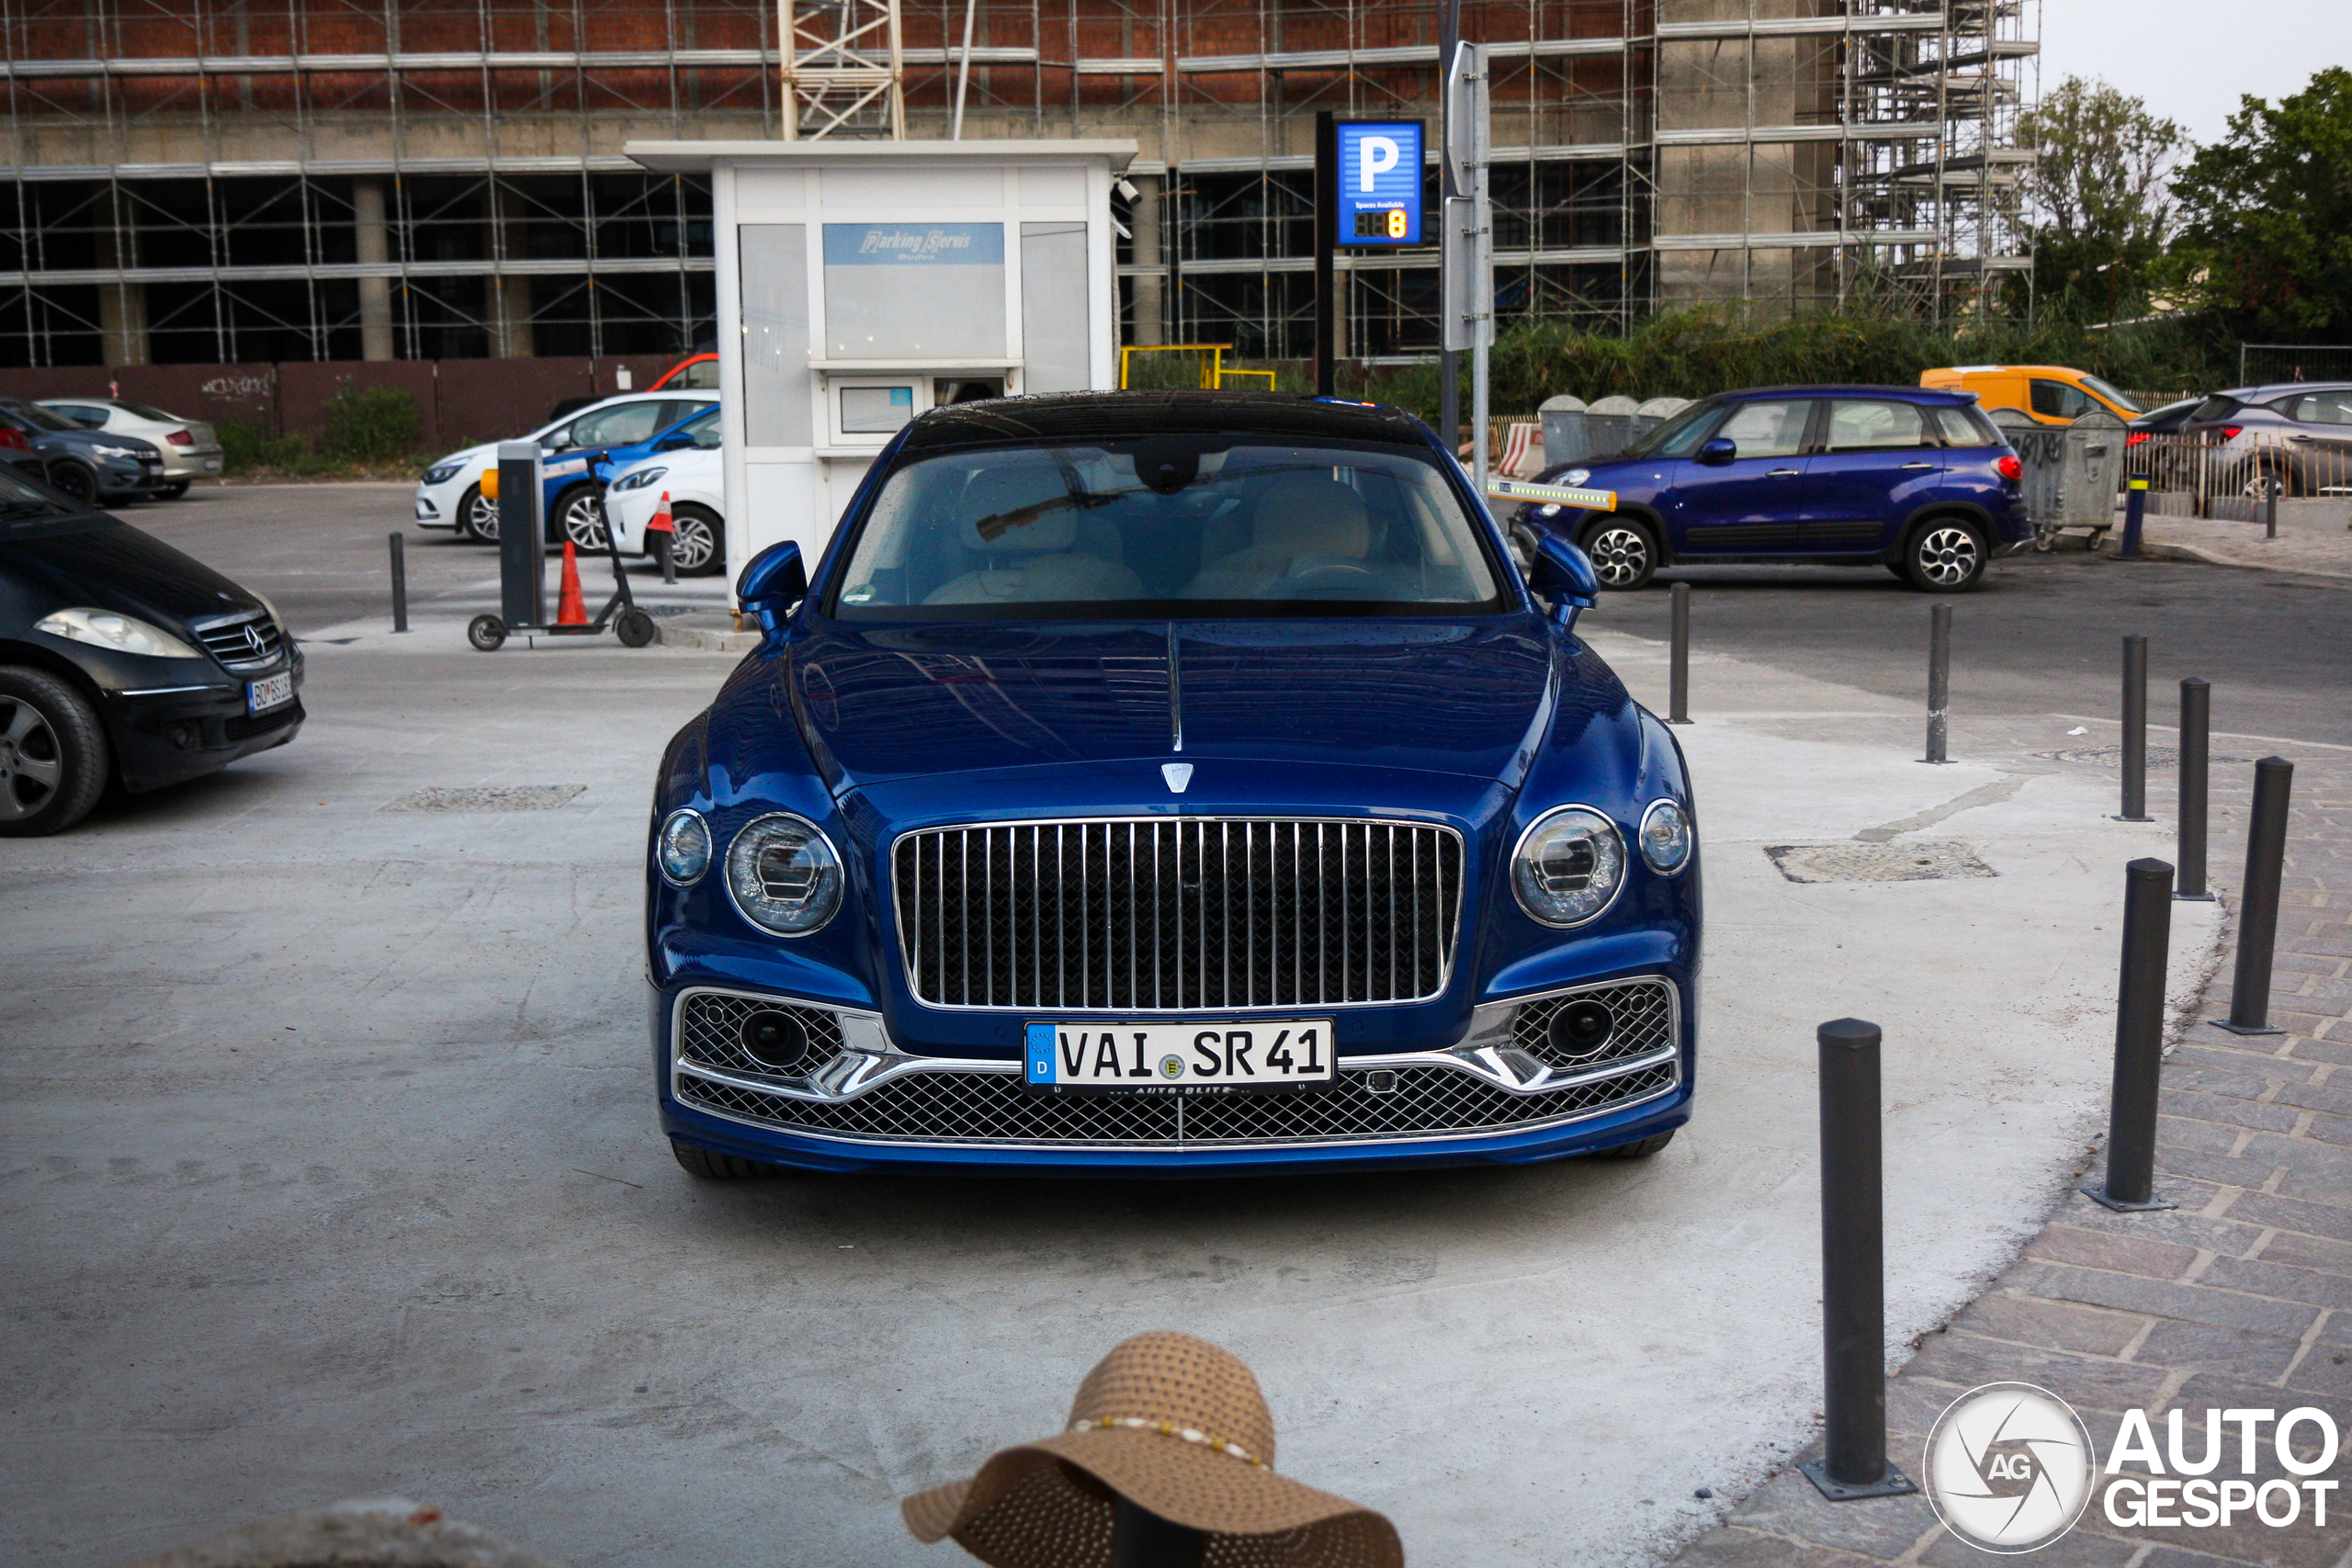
[1991,407,2124,549]
[1584,395,1643,458]
[1539,395,1589,468]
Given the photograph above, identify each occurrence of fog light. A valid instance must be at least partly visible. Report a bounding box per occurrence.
[166,721,199,750]
[740,1010,810,1068]
[1547,998,1615,1059]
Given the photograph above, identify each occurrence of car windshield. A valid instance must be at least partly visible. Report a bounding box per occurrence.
[118,400,179,423]
[2079,374,2143,414]
[676,406,722,446]
[1,399,77,432]
[0,468,70,519]
[1617,400,1721,459]
[831,437,1510,622]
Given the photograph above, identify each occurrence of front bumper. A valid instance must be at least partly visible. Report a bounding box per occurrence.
[104,655,306,792]
[655,973,1694,1176]
[96,457,171,497]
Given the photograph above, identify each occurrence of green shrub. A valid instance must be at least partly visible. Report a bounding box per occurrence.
[216,418,313,476]
[318,383,422,462]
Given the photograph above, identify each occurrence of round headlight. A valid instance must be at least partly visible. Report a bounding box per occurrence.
[656,807,711,886]
[725,813,843,935]
[1639,798,1693,874]
[1511,807,1626,928]
[1563,468,1591,486]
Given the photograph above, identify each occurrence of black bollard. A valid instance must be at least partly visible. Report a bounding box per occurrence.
[1112,1498,1206,1568]
[2116,636,2152,820]
[1799,1019,1917,1501]
[1668,581,1690,725]
[389,531,409,634]
[2176,679,2213,900]
[2265,479,2278,540]
[1922,603,1951,763]
[2214,757,2295,1036]
[2084,859,2178,1212]
[656,527,678,585]
[2120,478,2147,558]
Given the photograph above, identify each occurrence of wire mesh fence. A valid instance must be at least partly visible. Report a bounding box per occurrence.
[2237,344,2352,386]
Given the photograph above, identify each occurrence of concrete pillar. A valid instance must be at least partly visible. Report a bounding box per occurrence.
[488,191,534,359]
[353,178,395,362]
[1128,174,1164,347]
[94,197,150,367]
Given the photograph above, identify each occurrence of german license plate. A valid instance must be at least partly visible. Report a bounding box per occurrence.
[246,672,293,712]
[1024,1020,1335,1093]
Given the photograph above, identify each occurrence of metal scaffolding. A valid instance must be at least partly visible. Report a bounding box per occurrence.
[1,0,2031,367]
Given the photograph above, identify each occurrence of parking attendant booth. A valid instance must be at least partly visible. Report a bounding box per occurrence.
[624,140,1137,590]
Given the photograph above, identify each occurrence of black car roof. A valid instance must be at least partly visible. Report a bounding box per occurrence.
[898,390,1437,454]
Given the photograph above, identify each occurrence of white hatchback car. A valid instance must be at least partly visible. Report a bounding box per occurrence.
[39,397,223,497]
[603,420,725,576]
[413,390,717,543]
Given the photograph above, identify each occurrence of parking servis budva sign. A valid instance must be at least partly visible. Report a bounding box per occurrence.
[823,223,1007,265]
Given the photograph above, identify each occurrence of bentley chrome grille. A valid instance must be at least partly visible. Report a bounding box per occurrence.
[892,818,1464,1011]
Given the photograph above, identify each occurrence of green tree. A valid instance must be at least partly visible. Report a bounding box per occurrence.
[2171,66,2352,339]
[2018,76,2188,320]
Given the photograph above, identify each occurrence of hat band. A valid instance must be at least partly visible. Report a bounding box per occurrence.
[1068,1416,1267,1470]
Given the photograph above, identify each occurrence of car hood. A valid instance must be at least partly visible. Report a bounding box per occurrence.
[429,442,498,472]
[772,617,1560,792]
[0,513,266,626]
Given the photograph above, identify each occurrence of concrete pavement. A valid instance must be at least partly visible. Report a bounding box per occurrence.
[1,595,2226,1568]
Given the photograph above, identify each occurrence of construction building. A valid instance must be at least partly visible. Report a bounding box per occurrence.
[0,0,2037,369]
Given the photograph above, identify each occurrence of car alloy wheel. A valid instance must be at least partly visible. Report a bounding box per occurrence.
[1911,524,1983,589]
[50,463,96,503]
[0,668,108,836]
[2239,467,2289,501]
[0,695,63,822]
[1583,522,1656,590]
[559,489,608,551]
[669,510,721,574]
[460,484,500,543]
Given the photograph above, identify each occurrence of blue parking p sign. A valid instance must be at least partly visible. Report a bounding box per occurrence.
[1335,120,1423,245]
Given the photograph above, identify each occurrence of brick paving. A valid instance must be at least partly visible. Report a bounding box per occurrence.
[1668,723,2352,1567]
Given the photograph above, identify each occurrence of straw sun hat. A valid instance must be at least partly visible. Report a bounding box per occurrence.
[901,1331,1402,1568]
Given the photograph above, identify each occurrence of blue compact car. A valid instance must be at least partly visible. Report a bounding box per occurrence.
[540,404,721,549]
[647,391,1701,1179]
[1510,386,2030,592]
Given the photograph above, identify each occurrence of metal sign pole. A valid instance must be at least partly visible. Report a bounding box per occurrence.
[1314,111,1338,399]
[1436,0,1462,456]
[1442,45,1493,501]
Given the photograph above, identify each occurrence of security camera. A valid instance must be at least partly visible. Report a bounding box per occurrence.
[1114,176,1140,201]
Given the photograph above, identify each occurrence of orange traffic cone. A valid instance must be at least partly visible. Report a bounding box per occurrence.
[647,491,674,537]
[555,540,589,626]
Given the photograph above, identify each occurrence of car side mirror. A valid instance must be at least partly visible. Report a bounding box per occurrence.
[737,540,807,640]
[658,432,694,451]
[1696,437,1736,465]
[1529,534,1600,626]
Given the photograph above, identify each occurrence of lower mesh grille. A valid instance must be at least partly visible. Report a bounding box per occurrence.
[1510,978,1677,1071]
[674,1057,1677,1147]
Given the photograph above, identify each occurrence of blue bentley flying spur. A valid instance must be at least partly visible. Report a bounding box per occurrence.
[647,391,1701,1177]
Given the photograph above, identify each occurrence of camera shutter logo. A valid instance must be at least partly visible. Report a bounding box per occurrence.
[1923,1382,2097,1553]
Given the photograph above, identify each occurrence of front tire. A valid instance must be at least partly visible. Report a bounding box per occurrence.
[49,463,97,505]
[671,1140,777,1179]
[458,482,499,543]
[614,607,659,648]
[1900,518,1989,592]
[668,504,725,576]
[159,479,191,501]
[466,615,507,652]
[556,486,608,551]
[1579,515,1661,591]
[0,667,109,837]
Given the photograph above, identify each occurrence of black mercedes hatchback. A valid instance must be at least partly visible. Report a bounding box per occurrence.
[0,466,303,834]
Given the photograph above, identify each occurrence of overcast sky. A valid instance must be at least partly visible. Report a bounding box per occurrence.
[2038,0,2352,147]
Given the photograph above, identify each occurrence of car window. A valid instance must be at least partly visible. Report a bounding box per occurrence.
[832,438,1508,621]
[48,404,110,428]
[2029,379,2094,420]
[1,399,78,432]
[2189,395,2240,423]
[2078,375,2143,414]
[118,400,178,422]
[567,401,667,449]
[2289,391,2352,425]
[1932,407,1999,446]
[680,358,719,389]
[1713,400,1812,459]
[679,406,723,448]
[1826,400,1929,451]
[1620,400,1721,459]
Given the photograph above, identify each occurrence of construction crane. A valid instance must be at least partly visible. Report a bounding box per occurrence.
[781,0,907,140]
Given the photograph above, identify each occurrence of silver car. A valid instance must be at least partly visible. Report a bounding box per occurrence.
[39,397,224,498]
[2182,382,2352,500]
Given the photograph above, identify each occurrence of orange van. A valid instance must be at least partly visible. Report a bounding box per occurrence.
[1918,365,2143,426]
